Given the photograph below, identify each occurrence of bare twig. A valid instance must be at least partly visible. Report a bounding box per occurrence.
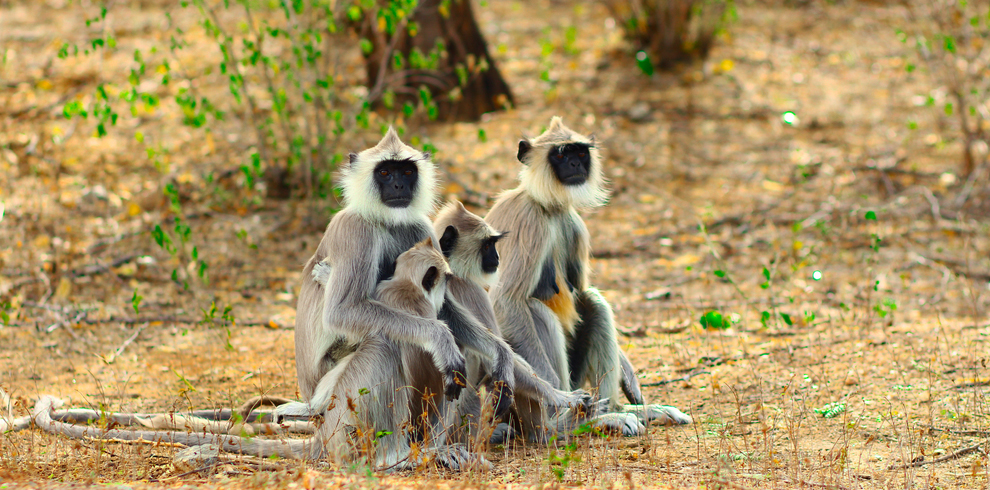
[641,369,710,387]
[927,426,990,437]
[887,442,986,469]
[105,324,146,364]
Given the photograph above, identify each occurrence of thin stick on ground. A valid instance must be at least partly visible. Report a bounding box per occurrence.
[887,442,986,469]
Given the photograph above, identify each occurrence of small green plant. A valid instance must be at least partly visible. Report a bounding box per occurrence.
[0,302,11,326]
[200,302,236,351]
[814,402,846,419]
[874,298,898,319]
[700,310,731,330]
[546,438,581,482]
[130,289,143,315]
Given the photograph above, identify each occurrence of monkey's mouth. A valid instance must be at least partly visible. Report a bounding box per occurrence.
[559,174,589,186]
[382,196,413,208]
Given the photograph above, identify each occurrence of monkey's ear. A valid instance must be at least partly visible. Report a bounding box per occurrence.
[422,266,439,292]
[422,151,431,161]
[517,140,533,164]
[439,226,458,258]
[455,199,467,211]
[422,237,434,248]
[588,134,597,145]
[492,231,509,242]
[348,153,359,167]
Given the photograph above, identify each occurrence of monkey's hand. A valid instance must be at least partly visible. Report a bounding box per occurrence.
[547,388,595,418]
[310,260,332,286]
[442,362,468,401]
[481,378,514,419]
[426,325,468,401]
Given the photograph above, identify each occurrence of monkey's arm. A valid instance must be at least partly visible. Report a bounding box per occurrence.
[439,294,514,417]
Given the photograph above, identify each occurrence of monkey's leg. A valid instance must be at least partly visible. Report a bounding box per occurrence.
[498,298,570,389]
[568,288,623,403]
[569,289,692,427]
[313,336,413,468]
[404,346,490,470]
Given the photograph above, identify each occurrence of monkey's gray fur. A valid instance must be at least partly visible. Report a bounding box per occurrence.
[433,200,597,442]
[486,117,692,437]
[31,130,489,469]
[287,128,494,469]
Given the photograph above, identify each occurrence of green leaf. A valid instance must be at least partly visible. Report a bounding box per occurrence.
[359,38,373,56]
[780,312,793,326]
[864,210,877,220]
[131,289,143,315]
[700,310,730,330]
[714,270,726,278]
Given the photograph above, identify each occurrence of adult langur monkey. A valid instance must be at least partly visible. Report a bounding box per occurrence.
[485,117,692,435]
[286,127,511,469]
[30,238,478,467]
[433,200,598,442]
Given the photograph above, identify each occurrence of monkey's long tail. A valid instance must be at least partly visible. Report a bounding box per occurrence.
[31,395,314,460]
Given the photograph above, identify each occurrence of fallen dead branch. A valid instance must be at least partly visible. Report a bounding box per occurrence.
[641,369,710,387]
[888,442,987,469]
[927,426,990,437]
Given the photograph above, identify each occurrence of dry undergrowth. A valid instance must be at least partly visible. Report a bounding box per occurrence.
[1,0,989,488]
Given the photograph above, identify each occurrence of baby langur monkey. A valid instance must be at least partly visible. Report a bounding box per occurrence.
[434,200,597,443]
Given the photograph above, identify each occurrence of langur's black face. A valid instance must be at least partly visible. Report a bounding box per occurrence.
[480,238,500,274]
[548,143,591,186]
[480,233,506,274]
[374,159,419,207]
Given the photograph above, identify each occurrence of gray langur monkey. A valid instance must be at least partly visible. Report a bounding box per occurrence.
[433,200,597,442]
[485,117,692,436]
[286,127,510,469]
[30,239,480,468]
[29,131,487,469]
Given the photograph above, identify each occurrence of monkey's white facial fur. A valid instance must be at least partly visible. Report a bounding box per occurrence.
[517,116,608,210]
[340,127,438,225]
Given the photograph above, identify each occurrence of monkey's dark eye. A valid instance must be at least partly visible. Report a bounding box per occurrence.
[482,243,490,252]
[404,170,412,175]
[579,153,585,158]
[556,154,564,159]
[379,170,389,176]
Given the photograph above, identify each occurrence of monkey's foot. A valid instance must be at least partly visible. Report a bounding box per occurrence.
[272,401,319,422]
[420,444,491,471]
[588,412,645,436]
[624,404,692,426]
[489,422,515,445]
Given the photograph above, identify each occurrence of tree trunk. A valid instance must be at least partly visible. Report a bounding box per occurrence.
[362,0,514,122]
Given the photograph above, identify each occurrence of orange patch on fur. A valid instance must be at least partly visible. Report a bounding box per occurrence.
[541,276,579,336]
